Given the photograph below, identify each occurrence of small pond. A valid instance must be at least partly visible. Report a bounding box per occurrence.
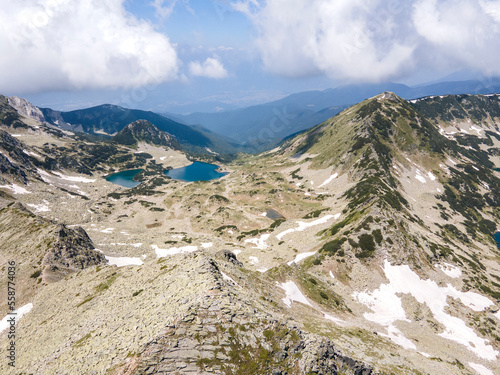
[105,169,143,188]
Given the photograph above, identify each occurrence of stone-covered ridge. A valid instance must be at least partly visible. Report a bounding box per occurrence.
[116,299,372,375]
[110,254,372,375]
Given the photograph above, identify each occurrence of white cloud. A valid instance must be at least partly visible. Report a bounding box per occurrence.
[0,0,179,93]
[188,57,228,78]
[413,0,500,76]
[234,0,500,82]
[151,0,178,19]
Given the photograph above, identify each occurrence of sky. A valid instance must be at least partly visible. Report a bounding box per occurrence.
[1,0,500,113]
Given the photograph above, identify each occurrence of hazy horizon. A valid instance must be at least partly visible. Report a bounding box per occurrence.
[2,1,500,113]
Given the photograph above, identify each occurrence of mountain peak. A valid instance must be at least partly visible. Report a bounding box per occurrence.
[112,119,180,149]
[376,91,400,102]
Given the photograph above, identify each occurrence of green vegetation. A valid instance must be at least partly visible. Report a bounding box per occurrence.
[209,194,230,203]
[372,229,383,244]
[73,332,92,348]
[30,270,42,279]
[321,237,347,255]
[355,234,376,259]
[303,208,329,219]
[132,289,144,297]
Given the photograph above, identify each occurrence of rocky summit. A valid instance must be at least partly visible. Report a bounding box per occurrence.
[0,93,499,375]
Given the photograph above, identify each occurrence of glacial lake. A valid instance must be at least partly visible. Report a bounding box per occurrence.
[105,169,143,188]
[105,162,227,187]
[164,162,227,182]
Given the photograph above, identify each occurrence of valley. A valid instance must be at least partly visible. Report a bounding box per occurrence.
[0,92,499,374]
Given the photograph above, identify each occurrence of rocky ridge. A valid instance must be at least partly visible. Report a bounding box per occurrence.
[0,93,499,374]
[112,119,180,150]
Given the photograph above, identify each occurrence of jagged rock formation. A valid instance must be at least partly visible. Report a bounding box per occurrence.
[0,95,27,129]
[121,299,372,375]
[112,119,180,149]
[0,202,105,311]
[6,96,46,123]
[0,129,39,184]
[42,224,105,282]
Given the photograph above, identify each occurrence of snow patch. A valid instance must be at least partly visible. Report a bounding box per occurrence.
[52,172,95,183]
[249,256,259,264]
[0,303,33,334]
[469,362,494,375]
[221,272,237,285]
[287,251,317,265]
[201,242,213,249]
[100,228,114,234]
[0,184,31,195]
[354,260,497,360]
[494,311,500,321]
[244,234,270,250]
[277,281,313,308]
[318,173,338,188]
[470,126,483,136]
[436,263,462,278]
[152,244,198,258]
[105,256,143,267]
[23,149,41,158]
[415,170,426,183]
[27,200,50,212]
[323,313,344,325]
[276,214,339,241]
[329,270,335,279]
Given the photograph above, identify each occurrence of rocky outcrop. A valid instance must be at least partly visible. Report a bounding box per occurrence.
[116,298,372,375]
[0,202,106,288]
[42,224,106,282]
[0,129,40,183]
[7,96,46,123]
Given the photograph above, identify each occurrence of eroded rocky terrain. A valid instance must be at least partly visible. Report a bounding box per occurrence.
[0,93,499,374]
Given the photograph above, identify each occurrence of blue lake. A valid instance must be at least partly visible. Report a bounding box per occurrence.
[105,169,143,188]
[105,162,227,187]
[165,162,227,182]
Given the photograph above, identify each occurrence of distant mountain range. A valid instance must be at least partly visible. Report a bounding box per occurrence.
[173,79,500,150]
[40,104,242,155]
[6,79,500,155]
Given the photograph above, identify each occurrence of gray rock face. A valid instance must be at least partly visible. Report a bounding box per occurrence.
[109,254,373,375]
[43,224,106,281]
[7,96,46,123]
[117,300,373,375]
[0,130,41,184]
